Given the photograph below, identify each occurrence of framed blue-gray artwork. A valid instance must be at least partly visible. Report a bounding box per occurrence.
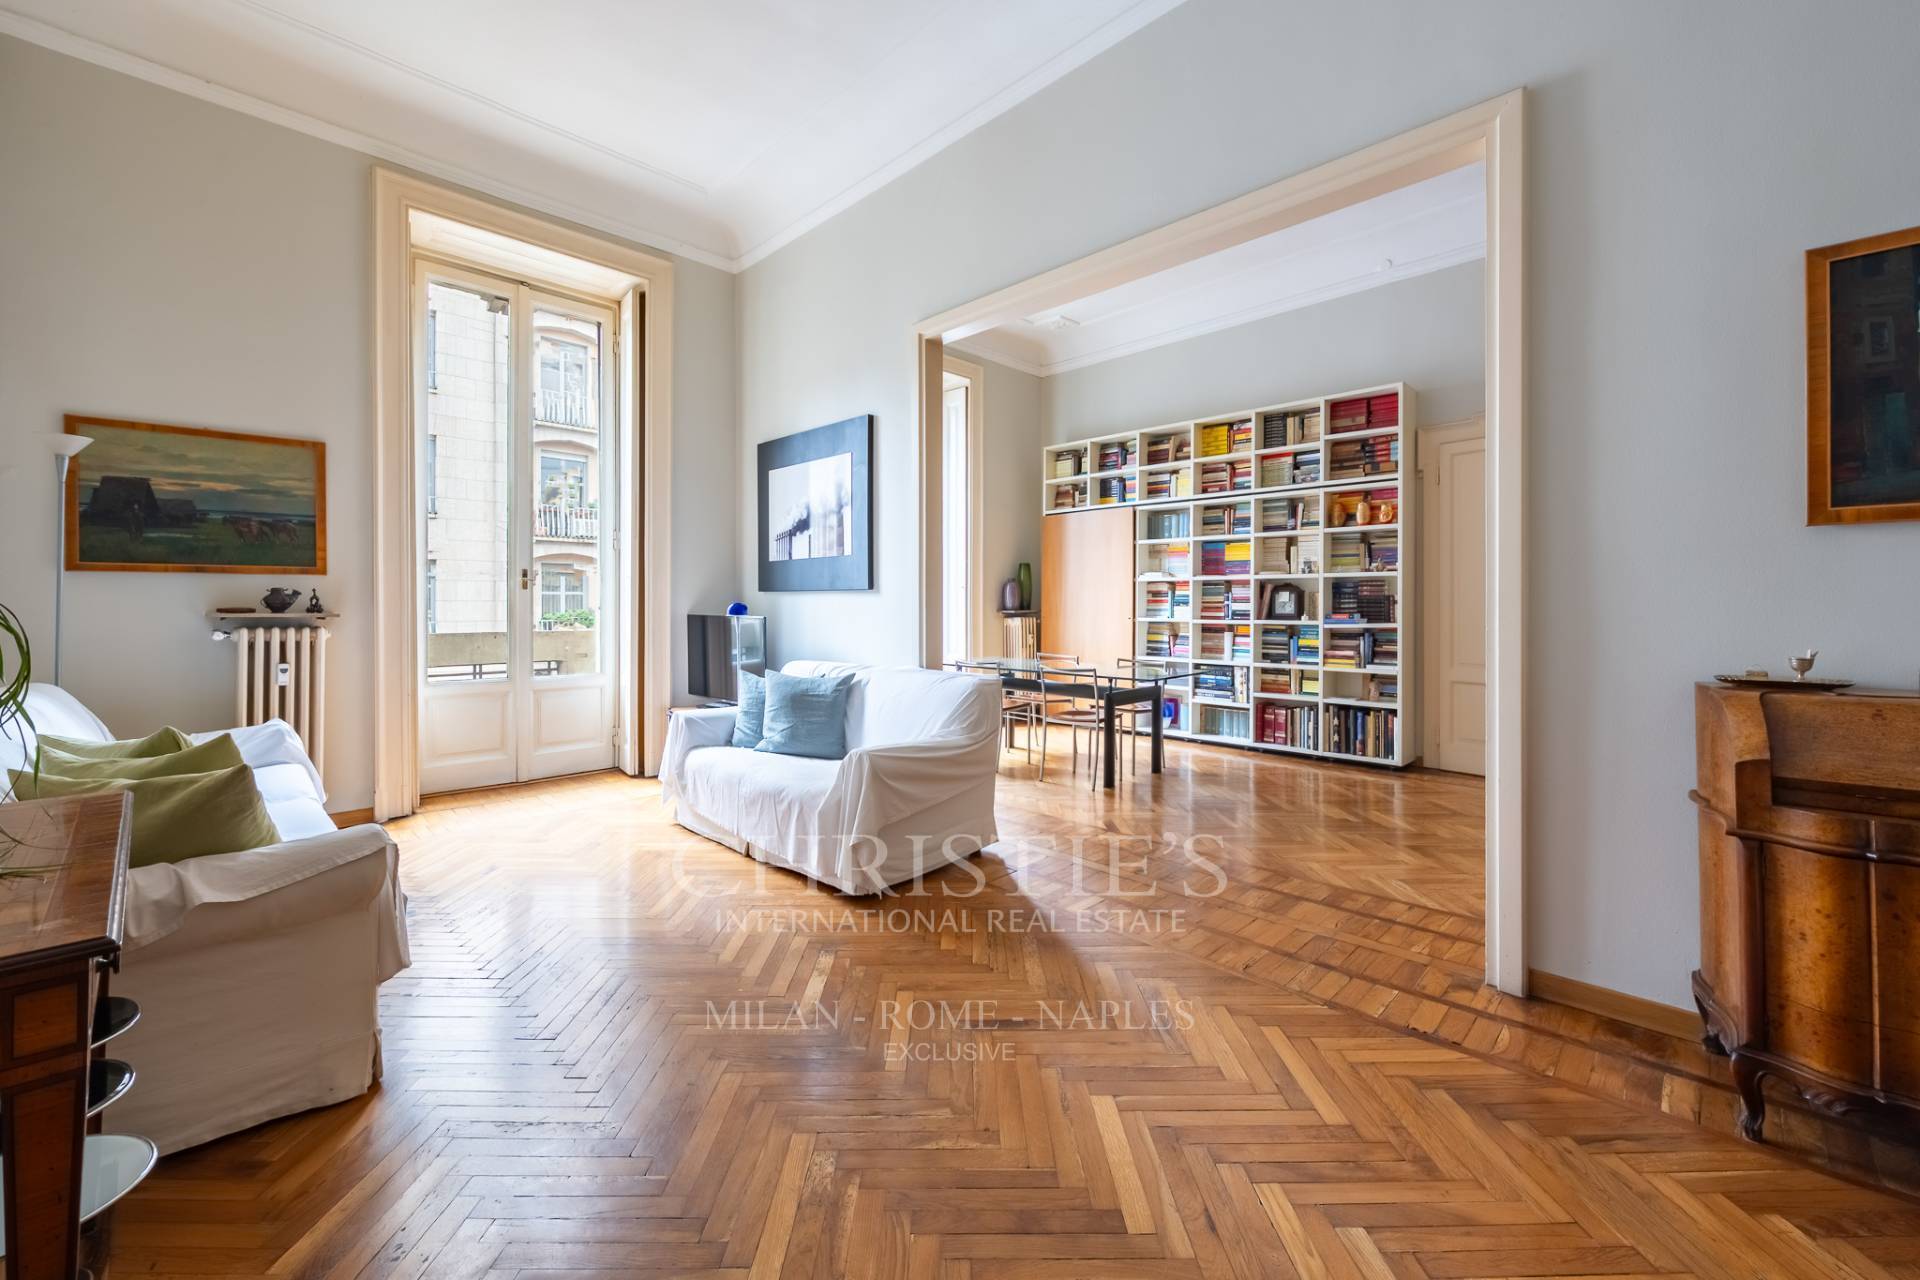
[758,415,873,591]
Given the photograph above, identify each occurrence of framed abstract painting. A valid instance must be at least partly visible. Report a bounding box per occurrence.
[757,415,872,591]
[1807,225,1920,524]
[64,414,327,572]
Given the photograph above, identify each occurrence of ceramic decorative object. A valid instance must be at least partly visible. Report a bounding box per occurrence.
[305,590,325,614]
[1016,562,1032,610]
[1001,579,1021,612]
[261,587,302,614]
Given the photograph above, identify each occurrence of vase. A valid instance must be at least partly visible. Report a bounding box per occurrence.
[1001,579,1020,612]
[1016,562,1032,611]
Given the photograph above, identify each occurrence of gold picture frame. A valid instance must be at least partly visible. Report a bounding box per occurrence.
[1807,225,1920,525]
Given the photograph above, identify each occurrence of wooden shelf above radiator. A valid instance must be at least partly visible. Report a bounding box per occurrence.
[207,610,340,624]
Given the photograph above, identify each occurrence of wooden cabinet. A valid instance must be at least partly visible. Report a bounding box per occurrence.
[0,792,152,1278]
[1040,505,1133,670]
[1692,683,1920,1144]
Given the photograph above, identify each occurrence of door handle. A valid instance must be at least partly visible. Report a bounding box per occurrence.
[520,568,529,591]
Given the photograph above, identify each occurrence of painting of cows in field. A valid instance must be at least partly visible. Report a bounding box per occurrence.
[65,416,326,573]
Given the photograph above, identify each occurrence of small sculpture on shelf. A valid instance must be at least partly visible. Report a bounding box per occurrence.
[305,590,326,615]
[261,587,302,614]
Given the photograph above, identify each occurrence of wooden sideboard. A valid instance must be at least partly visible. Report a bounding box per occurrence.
[0,792,153,1278]
[1691,682,1920,1143]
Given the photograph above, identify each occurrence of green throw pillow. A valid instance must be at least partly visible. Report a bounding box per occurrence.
[37,726,192,761]
[6,764,281,868]
[36,734,243,782]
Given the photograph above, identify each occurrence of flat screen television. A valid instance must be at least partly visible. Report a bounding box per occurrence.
[686,614,766,702]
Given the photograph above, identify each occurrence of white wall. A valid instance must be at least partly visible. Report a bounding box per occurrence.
[737,0,1920,1008]
[949,350,1044,648]
[0,35,737,812]
[1041,262,1485,442]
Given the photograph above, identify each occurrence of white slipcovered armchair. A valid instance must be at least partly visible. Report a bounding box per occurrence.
[2,684,409,1154]
[660,661,1001,894]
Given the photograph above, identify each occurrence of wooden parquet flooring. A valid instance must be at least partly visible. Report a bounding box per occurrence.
[109,743,1920,1278]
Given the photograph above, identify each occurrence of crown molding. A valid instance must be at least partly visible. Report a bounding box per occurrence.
[0,8,739,271]
[728,0,1189,271]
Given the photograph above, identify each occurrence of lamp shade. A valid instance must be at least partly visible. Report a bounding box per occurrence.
[43,432,93,457]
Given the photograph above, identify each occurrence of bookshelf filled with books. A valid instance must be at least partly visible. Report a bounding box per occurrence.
[1060,383,1413,766]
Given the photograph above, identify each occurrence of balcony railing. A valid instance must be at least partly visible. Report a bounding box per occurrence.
[536,503,598,541]
[537,388,594,430]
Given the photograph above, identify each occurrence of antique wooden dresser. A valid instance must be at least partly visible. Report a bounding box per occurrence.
[1692,682,1920,1142]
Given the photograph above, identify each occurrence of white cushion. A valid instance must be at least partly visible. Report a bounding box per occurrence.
[2,683,113,775]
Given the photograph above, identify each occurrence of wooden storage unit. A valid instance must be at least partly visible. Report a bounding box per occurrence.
[1040,504,1134,672]
[0,792,155,1277]
[1691,683,1920,1143]
[1042,383,1416,767]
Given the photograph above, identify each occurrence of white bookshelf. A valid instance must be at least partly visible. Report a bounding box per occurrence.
[1046,383,1415,767]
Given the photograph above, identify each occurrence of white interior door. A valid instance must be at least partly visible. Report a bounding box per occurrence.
[1420,419,1487,775]
[416,263,618,794]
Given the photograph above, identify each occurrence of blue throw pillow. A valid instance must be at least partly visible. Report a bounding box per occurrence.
[754,670,854,759]
[731,669,767,748]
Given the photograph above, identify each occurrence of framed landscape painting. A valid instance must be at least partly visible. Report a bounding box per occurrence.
[757,415,872,591]
[1807,225,1920,524]
[64,415,327,572]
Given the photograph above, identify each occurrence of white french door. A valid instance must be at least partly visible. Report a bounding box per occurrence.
[415,260,619,794]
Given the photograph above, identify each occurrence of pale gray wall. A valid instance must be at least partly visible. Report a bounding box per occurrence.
[1041,262,1485,442]
[0,35,737,812]
[950,349,1044,643]
[737,0,1920,1008]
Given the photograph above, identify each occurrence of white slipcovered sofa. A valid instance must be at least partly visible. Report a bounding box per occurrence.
[660,661,1001,894]
[1,684,410,1154]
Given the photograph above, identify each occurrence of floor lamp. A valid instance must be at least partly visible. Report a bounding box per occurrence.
[43,432,91,687]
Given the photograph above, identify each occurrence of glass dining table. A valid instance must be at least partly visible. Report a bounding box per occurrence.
[947,658,1194,788]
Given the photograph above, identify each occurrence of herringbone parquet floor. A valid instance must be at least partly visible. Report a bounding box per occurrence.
[110,741,1920,1278]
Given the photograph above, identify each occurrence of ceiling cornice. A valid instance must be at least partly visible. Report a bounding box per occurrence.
[0,7,739,270]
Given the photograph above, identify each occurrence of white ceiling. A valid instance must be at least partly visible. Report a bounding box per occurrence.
[0,0,1187,270]
[961,162,1487,377]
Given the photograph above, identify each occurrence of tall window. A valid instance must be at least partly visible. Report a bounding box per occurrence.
[426,433,439,516]
[540,564,587,622]
[539,452,587,507]
[425,560,439,634]
[426,307,438,390]
[941,375,971,664]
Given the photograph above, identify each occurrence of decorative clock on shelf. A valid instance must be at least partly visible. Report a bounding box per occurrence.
[1262,581,1305,621]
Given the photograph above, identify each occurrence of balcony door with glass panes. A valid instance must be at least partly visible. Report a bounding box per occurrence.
[416,260,618,793]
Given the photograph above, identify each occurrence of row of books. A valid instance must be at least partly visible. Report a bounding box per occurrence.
[1194,664,1249,702]
[1141,581,1191,618]
[1050,447,1088,478]
[1143,469,1192,501]
[1197,581,1252,622]
[1141,509,1189,539]
[1196,624,1252,662]
[1327,391,1400,434]
[1258,668,1319,696]
[1328,579,1396,623]
[1257,702,1318,750]
[1328,487,1398,528]
[1326,531,1396,572]
[1259,408,1321,449]
[1198,540,1252,575]
[1256,541,1317,576]
[1324,630,1396,669]
[1142,622,1191,659]
[1326,705,1396,758]
[1197,418,1254,457]
[1259,496,1319,532]
[1257,449,1321,488]
[1143,547,1191,576]
[1144,432,1191,465]
[1050,483,1086,510]
[1196,705,1252,740]
[1096,439,1134,472]
[1327,435,1397,480]
[1259,625,1319,664]
[1198,459,1253,494]
[1197,502,1252,536]
[1095,475,1137,505]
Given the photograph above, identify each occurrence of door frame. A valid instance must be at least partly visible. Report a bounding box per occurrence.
[940,353,988,662]
[374,169,675,820]
[909,90,1527,994]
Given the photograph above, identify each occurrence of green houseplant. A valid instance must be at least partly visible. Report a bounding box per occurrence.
[0,600,33,796]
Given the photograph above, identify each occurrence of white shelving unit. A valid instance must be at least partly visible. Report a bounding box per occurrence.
[1047,383,1415,767]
